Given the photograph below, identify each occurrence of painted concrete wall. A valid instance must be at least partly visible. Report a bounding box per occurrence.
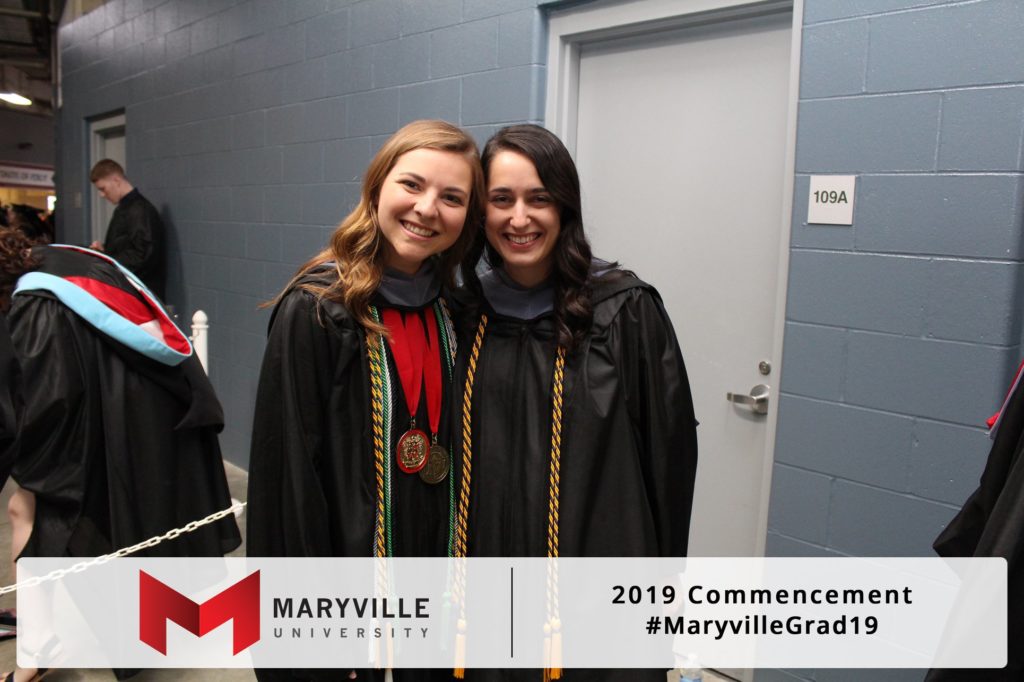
[55,0,546,464]
[0,110,55,167]
[761,1,1024,680]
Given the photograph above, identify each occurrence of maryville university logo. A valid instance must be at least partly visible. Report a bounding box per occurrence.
[138,570,261,655]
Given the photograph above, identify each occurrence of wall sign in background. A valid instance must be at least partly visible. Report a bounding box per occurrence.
[0,163,55,189]
[808,175,856,225]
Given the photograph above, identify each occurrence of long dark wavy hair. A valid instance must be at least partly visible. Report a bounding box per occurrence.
[465,124,595,351]
[0,227,40,312]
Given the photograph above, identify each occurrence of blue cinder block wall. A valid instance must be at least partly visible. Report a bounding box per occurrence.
[762,1,1024,681]
[55,0,546,465]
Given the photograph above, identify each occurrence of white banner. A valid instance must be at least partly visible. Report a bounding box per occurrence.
[0,163,54,189]
[17,557,1006,670]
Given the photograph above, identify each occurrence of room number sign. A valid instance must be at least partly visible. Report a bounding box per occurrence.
[808,175,856,225]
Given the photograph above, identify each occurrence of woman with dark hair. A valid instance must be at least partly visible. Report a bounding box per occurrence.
[452,124,699,681]
[246,120,484,681]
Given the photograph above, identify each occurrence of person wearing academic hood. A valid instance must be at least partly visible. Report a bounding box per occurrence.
[0,226,241,681]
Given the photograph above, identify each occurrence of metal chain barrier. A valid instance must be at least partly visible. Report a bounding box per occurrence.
[0,500,246,597]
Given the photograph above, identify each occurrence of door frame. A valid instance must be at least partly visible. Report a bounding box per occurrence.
[544,0,803,559]
[88,111,126,244]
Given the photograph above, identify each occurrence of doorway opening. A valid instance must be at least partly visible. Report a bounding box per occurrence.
[88,110,126,244]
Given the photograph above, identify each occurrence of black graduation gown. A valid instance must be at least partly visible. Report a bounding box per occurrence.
[7,246,240,559]
[0,314,18,484]
[925,375,1024,681]
[453,270,699,682]
[103,188,167,299]
[246,270,456,682]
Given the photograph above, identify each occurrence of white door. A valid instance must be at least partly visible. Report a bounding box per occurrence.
[550,4,798,559]
[558,8,799,679]
[89,113,126,244]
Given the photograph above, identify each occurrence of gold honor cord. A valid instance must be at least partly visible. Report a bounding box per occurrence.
[454,314,487,560]
[452,314,567,680]
[368,301,456,670]
[368,318,388,560]
[368,307,392,669]
[544,345,567,681]
[453,313,488,678]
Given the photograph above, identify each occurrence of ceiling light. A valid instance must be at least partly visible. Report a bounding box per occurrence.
[0,93,32,106]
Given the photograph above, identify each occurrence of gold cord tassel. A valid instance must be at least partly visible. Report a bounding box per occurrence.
[543,615,565,680]
[542,621,553,681]
[549,618,563,679]
[454,617,467,678]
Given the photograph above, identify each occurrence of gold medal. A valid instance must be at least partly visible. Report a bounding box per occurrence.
[419,444,450,484]
[396,428,429,473]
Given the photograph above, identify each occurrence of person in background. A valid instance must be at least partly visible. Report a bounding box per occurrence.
[246,119,484,681]
[0,226,240,682]
[452,124,699,681]
[89,159,166,299]
[7,204,52,245]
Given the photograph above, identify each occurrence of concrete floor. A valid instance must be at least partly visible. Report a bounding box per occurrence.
[0,463,734,682]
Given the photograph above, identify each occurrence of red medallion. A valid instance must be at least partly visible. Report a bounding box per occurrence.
[396,428,429,473]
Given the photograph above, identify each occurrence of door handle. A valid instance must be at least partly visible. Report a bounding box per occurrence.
[726,384,770,415]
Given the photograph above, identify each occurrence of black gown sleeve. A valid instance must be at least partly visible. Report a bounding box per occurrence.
[247,291,380,682]
[620,288,699,558]
[925,372,1024,681]
[0,315,19,485]
[246,289,346,558]
[7,297,90,497]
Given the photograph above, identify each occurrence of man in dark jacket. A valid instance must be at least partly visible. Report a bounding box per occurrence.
[89,158,166,299]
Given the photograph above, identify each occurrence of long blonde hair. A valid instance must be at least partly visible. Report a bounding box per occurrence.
[281,120,484,335]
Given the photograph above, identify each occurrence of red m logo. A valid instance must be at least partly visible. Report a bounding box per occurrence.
[139,570,260,655]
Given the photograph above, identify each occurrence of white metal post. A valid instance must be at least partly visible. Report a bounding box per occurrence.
[190,310,209,373]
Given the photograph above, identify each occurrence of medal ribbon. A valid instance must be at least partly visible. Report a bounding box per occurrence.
[382,307,443,436]
[421,306,443,437]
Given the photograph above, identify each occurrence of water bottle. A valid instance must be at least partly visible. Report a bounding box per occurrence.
[678,654,703,682]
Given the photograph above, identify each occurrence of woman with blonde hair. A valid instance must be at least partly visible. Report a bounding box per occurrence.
[246,120,484,680]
